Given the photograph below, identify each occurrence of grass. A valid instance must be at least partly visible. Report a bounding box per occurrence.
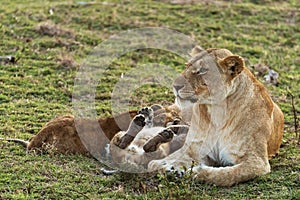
[0,0,299,199]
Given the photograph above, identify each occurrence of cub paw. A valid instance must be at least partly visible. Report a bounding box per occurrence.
[143,128,174,153]
[117,134,134,149]
[133,114,146,127]
[159,128,174,142]
[138,107,154,120]
[138,107,154,127]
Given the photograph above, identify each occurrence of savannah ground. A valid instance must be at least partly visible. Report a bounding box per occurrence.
[0,0,299,199]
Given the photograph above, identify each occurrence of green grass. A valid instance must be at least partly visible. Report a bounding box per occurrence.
[0,0,299,199]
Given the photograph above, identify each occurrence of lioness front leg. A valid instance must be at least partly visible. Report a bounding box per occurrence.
[191,158,270,186]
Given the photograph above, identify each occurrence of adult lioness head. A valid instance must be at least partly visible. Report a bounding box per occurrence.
[174,46,244,106]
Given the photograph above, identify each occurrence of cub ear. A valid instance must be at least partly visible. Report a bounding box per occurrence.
[190,46,204,56]
[218,55,244,79]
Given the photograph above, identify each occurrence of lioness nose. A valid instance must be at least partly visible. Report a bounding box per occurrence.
[174,85,184,92]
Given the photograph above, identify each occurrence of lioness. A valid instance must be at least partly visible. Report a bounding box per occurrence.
[148,47,284,186]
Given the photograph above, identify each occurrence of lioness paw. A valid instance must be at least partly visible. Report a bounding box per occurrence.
[148,159,168,171]
[165,165,187,177]
[148,159,186,177]
[148,159,175,171]
[166,161,200,178]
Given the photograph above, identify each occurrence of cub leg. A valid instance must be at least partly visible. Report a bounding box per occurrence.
[116,107,153,149]
[116,114,145,149]
[143,124,189,153]
[143,128,174,152]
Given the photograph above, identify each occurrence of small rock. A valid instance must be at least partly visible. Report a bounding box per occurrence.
[264,69,279,85]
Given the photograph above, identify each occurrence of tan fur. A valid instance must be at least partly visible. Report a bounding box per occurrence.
[148,47,284,186]
[26,111,137,154]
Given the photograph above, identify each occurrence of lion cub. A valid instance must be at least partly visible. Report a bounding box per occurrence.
[109,106,189,171]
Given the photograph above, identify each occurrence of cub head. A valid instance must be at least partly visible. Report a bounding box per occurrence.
[173,46,245,106]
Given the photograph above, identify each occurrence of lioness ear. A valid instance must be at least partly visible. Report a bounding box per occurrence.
[218,55,244,79]
[190,46,204,56]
